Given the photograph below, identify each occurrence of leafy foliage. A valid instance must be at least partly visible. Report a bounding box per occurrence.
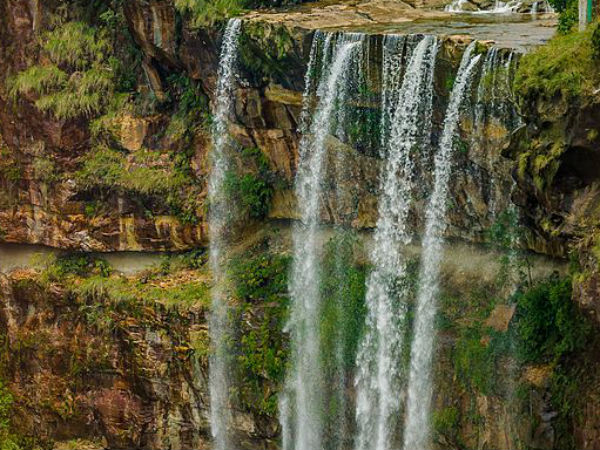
[74,144,200,223]
[8,22,115,120]
[557,0,578,34]
[174,0,246,27]
[515,25,600,103]
[175,0,307,27]
[453,326,495,393]
[433,406,461,448]
[0,380,20,450]
[75,274,210,309]
[32,157,59,185]
[515,276,590,363]
[223,147,274,220]
[320,232,367,373]
[230,247,291,416]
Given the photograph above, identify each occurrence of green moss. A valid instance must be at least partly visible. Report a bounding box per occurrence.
[320,231,367,373]
[433,406,462,448]
[515,24,600,104]
[453,326,495,393]
[230,246,291,417]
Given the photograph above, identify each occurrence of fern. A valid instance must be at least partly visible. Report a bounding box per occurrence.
[7,21,115,120]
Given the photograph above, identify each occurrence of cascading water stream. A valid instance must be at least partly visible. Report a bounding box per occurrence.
[207,18,242,450]
[402,42,481,450]
[354,35,438,450]
[281,33,363,450]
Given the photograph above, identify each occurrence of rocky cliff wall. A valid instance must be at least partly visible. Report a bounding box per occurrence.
[0,0,524,253]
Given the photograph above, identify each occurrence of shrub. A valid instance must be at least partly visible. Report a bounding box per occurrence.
[592,22,600,59]
[74,144,199,222]
[453,326,494,393]
[433,406,461,447]
[515,276,590,363]
[39,253,112,282]
[175,0,308,27]
[223,147,274,220]
[557,0,578,34]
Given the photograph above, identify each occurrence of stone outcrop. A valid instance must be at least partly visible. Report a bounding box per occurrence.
[1,1,600,450]
[0,270,210,449]
[0,0,551,252]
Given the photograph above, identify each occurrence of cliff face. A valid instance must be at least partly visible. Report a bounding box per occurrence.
[1,1,600,450]
[0,0,521,252]
[506,26,600,323]
[0,270,211,450]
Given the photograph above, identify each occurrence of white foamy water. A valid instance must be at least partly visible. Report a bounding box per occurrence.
[402,42,481,450]
[281,32,364,450]
[354,35,438,450]
[207,17,242,450]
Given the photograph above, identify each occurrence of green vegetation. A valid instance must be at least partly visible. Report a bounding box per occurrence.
[75,274,210,310]
[515,23,600,103]
[488,208,533,288]
[229,245,291,416]
[548,0,578,33]
[32,157,59,185]
[75,145,188,196]
[0,146,21,207]
[175,0,306,27]
[320,232,367,373]
[453,325,496,393]
[175,0,246,27]
[8,22,115,120]
[76,72,209,224]
[74,143,201,223]
[238,22,296,83]
[37,252,209,310]
[0,381,21,450]
[515,276,590,363]
[432,406,461,448]
[319,232,367,446]
[224,147,274,220]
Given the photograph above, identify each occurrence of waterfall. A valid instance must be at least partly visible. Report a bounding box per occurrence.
[402,42,481,450]
[473,47,521,218]
[354,35,438,450]
[445,0,522,13]
[281,32,364,450]
[531,1,539,15]
[207,18,241,450]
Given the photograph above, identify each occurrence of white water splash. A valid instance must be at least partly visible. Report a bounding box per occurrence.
[281,33,363,450]
[402,42,481,450]
[207,17,241,450]
[445,0,522,13]
[354,35,438,450]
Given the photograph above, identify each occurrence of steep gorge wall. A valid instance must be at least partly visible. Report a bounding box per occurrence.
[1,1,600,450]
[0,0,517,253]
